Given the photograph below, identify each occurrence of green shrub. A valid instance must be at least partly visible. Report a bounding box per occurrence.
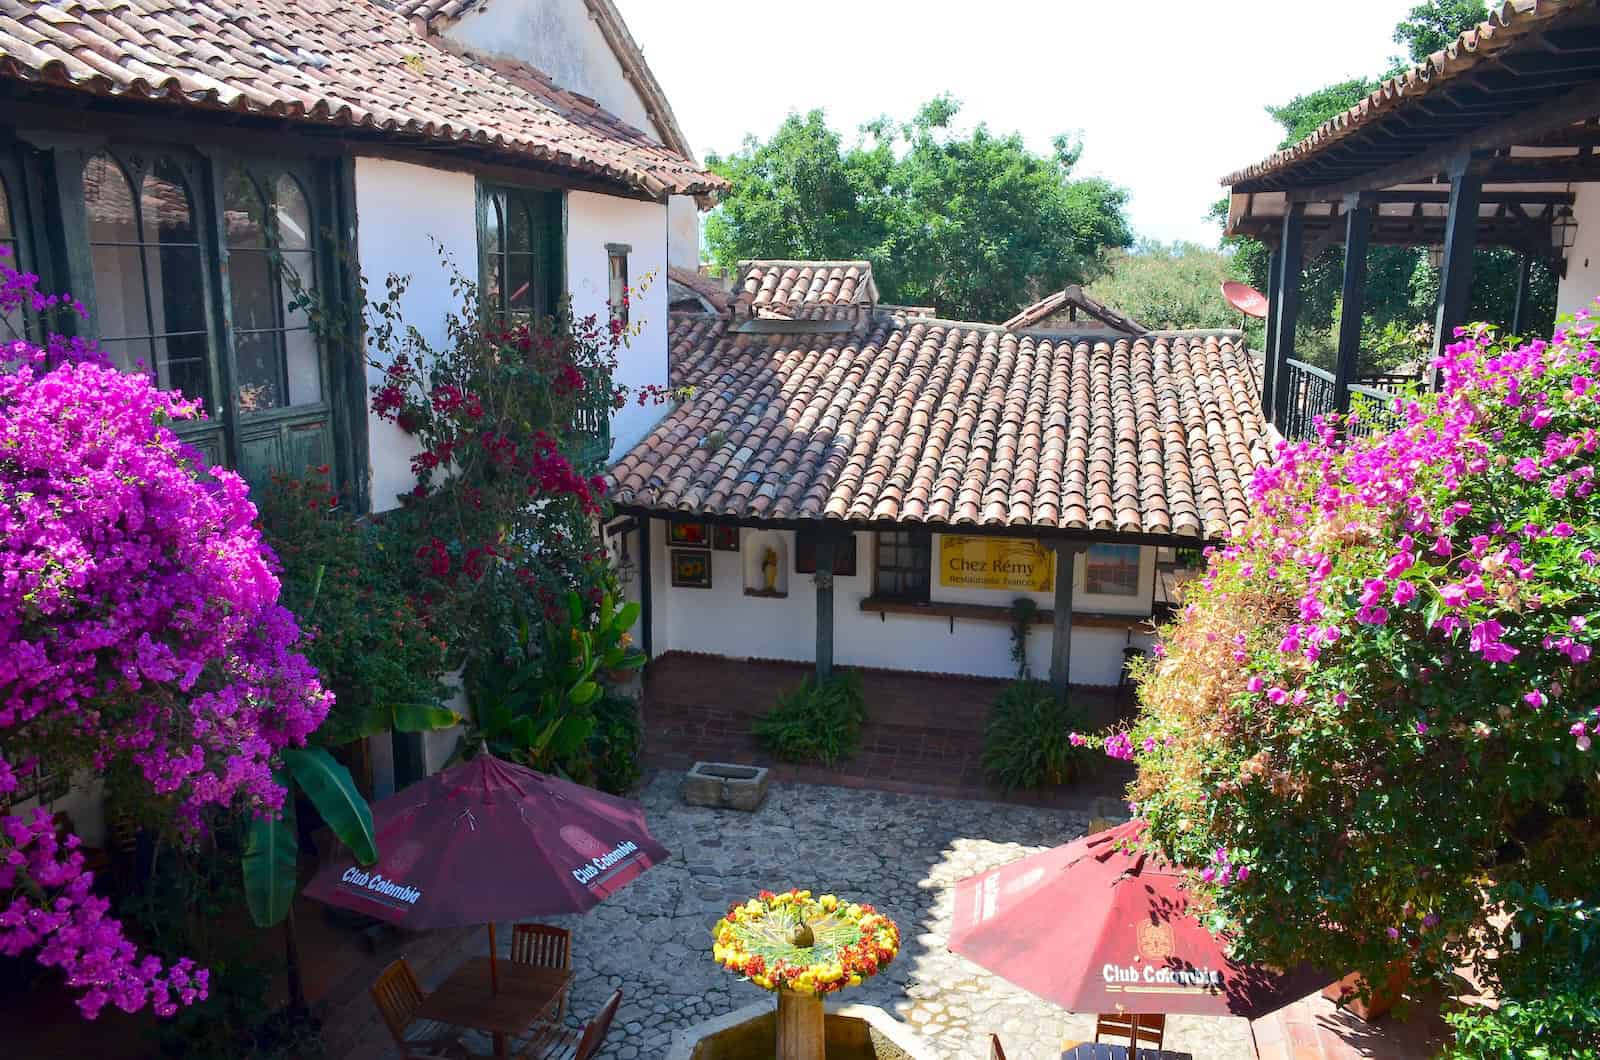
[981,680,1091,791]
[590,690,642,794]
[753,671,867,766]
[1444,991,1600,1060]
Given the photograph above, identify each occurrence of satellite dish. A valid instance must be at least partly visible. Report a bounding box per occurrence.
[1222,280,1269,319]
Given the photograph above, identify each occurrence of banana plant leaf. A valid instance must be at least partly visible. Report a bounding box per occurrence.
[393,701,462,733]
[283,747,377,866]
[243,775,298,928]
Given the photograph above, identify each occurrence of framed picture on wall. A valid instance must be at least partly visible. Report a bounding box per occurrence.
[669,522,710,547]
[1083,544,1141,596]
[712,525,740,552]
[670,549,713,588]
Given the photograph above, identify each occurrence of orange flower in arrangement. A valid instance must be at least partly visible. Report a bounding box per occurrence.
[712,889,900,997]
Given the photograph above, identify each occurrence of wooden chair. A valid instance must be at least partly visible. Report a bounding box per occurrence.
[370,958,469,1060]
[514,989,621,1060]
[1095,1012,1166,1050]
[989,1033,1007,1059]
[510,923,573,1018]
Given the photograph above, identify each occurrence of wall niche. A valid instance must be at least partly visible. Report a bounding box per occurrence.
[743,530,789,598]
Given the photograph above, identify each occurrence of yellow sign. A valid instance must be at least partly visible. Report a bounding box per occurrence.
[938,536,1054,592]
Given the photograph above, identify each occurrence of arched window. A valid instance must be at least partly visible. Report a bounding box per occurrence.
[225,168,321,412]
[84,153,211,406]
[481,186,560,321]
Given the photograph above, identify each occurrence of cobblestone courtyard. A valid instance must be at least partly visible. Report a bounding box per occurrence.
[419,772,1258,1060]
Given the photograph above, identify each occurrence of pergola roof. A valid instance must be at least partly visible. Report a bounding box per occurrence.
[1222,0,1600,251]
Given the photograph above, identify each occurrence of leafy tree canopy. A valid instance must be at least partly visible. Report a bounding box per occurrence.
[1391,0,1489,71]
[705,97,1133,323]
[1087,241,1244,332]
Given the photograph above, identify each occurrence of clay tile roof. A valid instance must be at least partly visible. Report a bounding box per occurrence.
[1221,0,1580,188]
[0,0,725,200]
[667,266,730,314]
[611,312,1269,542]
[1003,284,1148,334]
[734,260,880,321]
[393,0,700,167]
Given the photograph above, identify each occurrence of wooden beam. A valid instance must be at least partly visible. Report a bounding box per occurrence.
[1280,82,1600,202]
[814,534,835,682]
[638,517,654,659]
[1270,203,1307,428]
[1261,244,1282,422]
[1433,163,1484,369]
[1333,199,1372,415]
[1048,543,1084,698]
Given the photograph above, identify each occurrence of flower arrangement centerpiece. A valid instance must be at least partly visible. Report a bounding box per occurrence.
[713,889,899,1059]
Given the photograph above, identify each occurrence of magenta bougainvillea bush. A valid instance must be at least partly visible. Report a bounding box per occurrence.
[1122,317,1600,1048]
[0,254,331,1018]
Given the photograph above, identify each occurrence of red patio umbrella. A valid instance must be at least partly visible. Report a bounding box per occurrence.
[304,752,668,986]
[948,820,1325,1019]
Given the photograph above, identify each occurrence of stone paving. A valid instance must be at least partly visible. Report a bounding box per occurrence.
[417,772,1258,1060]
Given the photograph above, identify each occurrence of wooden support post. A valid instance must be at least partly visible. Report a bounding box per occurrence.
[1511,253,1532,335]
[776,989,825,1060]
[1432,161,1483,370]
[1049,543,1083,699]
[1261,244,1282,422]
[814,534,835,683]
[637,518,653,659]
[1333,196,1372,415]
[1269,203,1306,428]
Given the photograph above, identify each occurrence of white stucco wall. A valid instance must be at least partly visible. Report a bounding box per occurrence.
[668,195,702,271]
[566,190,671,459]
[352,157,480,512]
[444,1,655,135]
[1557,181,1600,318]
[639,520,1155,686]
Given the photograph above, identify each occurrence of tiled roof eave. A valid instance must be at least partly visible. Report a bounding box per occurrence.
[1220,0,1584,189]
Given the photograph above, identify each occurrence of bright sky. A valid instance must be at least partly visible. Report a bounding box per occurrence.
[612,0,1421,247]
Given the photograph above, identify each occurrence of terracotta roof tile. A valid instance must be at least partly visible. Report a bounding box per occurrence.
[734,260,879,321]
[0,0,724,199]
[612,310,1269,541]
[1003,284,1148,334]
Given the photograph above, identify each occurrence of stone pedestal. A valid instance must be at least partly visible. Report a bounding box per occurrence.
[776,990,825,1060]
[684,761,771,811]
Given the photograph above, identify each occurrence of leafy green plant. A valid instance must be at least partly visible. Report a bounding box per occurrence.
[589,691,643,795]
[1007,598,1036,679]
[753,671,868,766]
[256,469,457,746]
[242,747,377,929]
[457,591,645,781]
[981,680,1092,791]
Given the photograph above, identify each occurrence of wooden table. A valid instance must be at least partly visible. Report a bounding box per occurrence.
[415,957,573,1057]
[1060,1046,1195,1060]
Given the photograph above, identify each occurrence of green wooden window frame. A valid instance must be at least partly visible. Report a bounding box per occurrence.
[477,183,563,323]
[0,145,38,340]
[30,137,357,495]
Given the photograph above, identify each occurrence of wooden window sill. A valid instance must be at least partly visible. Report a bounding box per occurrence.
[858,596,1150,631]
[743,588,788,599]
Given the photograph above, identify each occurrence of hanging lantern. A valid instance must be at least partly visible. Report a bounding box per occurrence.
[1551,206,1578,251]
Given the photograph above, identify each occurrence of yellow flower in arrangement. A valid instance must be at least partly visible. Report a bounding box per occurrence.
[710,888,901,999]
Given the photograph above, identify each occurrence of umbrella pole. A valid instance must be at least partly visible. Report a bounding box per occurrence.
[488,922,500,995]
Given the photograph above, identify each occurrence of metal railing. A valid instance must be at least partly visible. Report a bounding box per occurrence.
[572,366,613,470]
[1279,358,1337,442]
[1345,383,1407,439]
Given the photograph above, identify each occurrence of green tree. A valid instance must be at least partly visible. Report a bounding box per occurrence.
[1087,241,1244,332]
[706,97,1133,322]
[1391,0,1488,71]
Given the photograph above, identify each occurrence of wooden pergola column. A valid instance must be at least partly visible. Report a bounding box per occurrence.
[1268,202,1306,429]
[1432,159,1484,368]
[1332,195,1373,415]
[814,533,836,683]
[1260,243,1282,422]
[1048,543,1085,699]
